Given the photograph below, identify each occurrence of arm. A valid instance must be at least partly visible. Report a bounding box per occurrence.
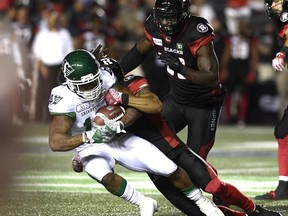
[272,28,288,71]
[49,115,83,152]
[158,42,219,88]
[106,82,162,114]
[120,34,153,74]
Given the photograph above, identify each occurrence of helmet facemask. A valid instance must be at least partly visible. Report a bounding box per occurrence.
[62,49,102,101]
[66,72,102,101]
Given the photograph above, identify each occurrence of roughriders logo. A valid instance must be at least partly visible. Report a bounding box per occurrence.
[280,12,288,22]
[62,59,74,77]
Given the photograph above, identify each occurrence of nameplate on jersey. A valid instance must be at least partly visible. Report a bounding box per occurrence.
[153,38,163,46]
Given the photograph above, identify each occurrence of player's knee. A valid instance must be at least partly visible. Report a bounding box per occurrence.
[274,120,288,139]
[204,177,225,195]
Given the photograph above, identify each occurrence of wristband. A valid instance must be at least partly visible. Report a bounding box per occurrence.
[280,47,288,57]
[121,94,129,106]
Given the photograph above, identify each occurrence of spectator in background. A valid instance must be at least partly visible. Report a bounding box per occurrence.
[256,21,278,84]
[11,4,34,122]
[220,20,258,127]
[32,8,73,122]
[0,6,28,126]
[190,0,216,24]
[224,0,251,35]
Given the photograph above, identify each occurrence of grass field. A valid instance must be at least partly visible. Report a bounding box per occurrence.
[1,123,288,216]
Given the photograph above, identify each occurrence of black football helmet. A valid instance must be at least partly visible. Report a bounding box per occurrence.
[99,57,124,81]
[264,0,288,19]
[153,0,191,36]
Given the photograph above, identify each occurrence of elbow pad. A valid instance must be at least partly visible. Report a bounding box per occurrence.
[120,45,146,74]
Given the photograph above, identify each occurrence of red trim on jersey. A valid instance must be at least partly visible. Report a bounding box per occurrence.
[144,28,153,43]
[188,34,215,57]
[146,114,180,148]
[127,77,149,95]
[279,24,288,39]
[127,76,180,148]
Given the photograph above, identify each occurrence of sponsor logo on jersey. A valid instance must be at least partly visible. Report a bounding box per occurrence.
[153,38,163,46]
[197,23,208,33]
[280,12,288,22]
[163,47,183,55]
[176,43,183,51]
[62,59,75,77]
[49,94,63,105]
[76,102,90,112]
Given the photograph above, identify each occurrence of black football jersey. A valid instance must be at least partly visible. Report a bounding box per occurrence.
[144,15,225,108]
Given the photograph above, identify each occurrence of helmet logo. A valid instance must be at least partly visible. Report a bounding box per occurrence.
[62,59,75,77]
[197,23,208,33]
[280,12,288,22]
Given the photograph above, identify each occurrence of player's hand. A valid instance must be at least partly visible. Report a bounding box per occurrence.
[272,52,286,71]
[158,52,181,71]
[85,123,116,143]
[104,119,126,134]
[105,88,123,105]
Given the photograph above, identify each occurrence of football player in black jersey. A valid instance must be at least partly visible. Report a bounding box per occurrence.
[254,0,288,200]
[120,0,225,164]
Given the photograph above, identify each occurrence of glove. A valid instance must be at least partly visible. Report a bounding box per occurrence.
[272,52,286,71]
[158,53,187,75]
[104,119,126,134]
[105,88,129,106]
[85,124,116,143]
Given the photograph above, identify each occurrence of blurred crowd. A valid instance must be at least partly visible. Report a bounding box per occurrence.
[0,0,284,127]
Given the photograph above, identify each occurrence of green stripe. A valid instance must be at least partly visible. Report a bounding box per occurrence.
[113,177,127,196]
[182,185,197,194]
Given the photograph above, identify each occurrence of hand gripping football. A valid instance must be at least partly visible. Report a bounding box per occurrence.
[94,106,125,126]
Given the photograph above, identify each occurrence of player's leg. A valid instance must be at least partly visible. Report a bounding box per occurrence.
[82,154,158,216]
[147,173,205,216]
[175,147,282,216]
[116,133,224,216]
[255,107,288,200]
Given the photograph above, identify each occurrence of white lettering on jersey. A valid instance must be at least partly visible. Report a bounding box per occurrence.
[163,47,183,55]
[153,38,163,46]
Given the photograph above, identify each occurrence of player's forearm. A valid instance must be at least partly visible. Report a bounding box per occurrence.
[120,107,142,128]
[127,95,162,114]
[49,133,83,152]
[182,67,219,88]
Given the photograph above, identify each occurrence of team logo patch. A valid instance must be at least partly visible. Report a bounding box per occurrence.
[153,38,163,46]
[280,12,288,22]
[62,59,74,77]
[197,23,208,33]
[49,94,63,105]
[176,43,183,51]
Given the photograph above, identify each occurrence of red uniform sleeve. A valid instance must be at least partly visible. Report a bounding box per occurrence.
[279,24,288,39]
[127,77,149,95]
[188,33,215,57]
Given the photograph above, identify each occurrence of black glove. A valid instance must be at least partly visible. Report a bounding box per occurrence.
[158,53,187,75]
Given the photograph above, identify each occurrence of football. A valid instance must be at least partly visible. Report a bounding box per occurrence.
[94,106,125,126]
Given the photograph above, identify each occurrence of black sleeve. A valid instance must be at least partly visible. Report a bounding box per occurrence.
[120,45,147,75]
